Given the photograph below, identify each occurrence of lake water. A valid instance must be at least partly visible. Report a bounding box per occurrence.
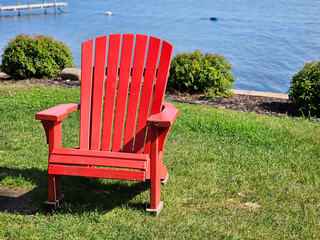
[1,0,320,93]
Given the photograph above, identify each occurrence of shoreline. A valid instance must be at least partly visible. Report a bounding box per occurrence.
[231,89,288,99]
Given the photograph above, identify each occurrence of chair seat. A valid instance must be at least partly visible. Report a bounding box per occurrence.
[48,148,149,181]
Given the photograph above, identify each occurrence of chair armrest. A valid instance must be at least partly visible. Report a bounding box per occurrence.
[147,102,179,127]
[35,102,80,122]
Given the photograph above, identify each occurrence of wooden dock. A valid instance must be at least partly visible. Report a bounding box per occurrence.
[0,1,67,14]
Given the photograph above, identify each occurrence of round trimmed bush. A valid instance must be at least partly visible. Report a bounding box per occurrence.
[1,34,75,79]
[168,50,235,97]
[288,61,320,116]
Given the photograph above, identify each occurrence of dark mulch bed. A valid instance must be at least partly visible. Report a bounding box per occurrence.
[0,77,81,87]
[166,92,298,117]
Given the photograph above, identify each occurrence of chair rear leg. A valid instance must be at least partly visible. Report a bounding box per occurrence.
[45,174,64,209]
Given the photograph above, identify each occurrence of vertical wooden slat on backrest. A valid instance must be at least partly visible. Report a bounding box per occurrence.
[133,37,161,153]
[79,39,94,150]
[89,36,108,150]
[112,34,135,152]
[101,34,121,151]
[122,35,148,153]
[143,40,174,154]
[149,41,173,115]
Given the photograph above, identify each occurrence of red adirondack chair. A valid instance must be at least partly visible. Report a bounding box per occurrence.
[35,34,178,215]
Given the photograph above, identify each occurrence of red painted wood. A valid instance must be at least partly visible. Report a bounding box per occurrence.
[41,120,62,154]
[48,175,57,202]
[144,135,168,181]
[79,39,94,150]
[47,175,62,203]
[55,175,62,201]
[40,121,50,144]
[36,34,178,212]
[150,41,174,115]
[159,151,168,180]
[90,36,108,150]
[49,164,146,181]
[145,157,151,179]
[50,155,147,170]
[145,102,178,154]
[147,102,179,127]
[149,126,161,209]
[51,148,149,160]
[35,103,80,122]
[123,34,148,153]
[134,37,161,154]
[101,34,121,151]
[112,34,135,152]
[141,41,174,154]
[43,120,63,203]
[158,127,170,152]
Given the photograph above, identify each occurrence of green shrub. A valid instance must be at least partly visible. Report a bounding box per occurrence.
[168,50,235,97]
[1,34,75,79]
[288,61,320,116]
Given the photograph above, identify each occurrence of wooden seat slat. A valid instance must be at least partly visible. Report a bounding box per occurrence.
[49,165,146,181]
[50,155,147,170]
[52,148,149,160]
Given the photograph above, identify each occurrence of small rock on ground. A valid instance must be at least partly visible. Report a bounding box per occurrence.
[60,68,81,81]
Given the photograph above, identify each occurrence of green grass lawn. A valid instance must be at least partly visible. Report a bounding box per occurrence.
[0,84,319,239]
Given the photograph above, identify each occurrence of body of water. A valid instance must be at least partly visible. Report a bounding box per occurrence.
[1,0,320,93]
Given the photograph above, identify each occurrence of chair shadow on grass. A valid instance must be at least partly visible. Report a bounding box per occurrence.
[0,167,149,215]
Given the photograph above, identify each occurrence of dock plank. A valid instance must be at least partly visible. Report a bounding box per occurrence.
[0,3,67,12]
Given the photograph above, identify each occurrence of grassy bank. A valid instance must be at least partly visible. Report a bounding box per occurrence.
[0,84,319,239]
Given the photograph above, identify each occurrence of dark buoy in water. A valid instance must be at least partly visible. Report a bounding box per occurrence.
[210,17,218,21]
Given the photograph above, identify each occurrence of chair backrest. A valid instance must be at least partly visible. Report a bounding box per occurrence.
[79,34,174,154]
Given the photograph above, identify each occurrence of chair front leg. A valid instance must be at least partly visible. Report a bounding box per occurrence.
[41,120,64,209]
[144,127,169,181]
[147,126,163,216]
[41,120,62,153]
